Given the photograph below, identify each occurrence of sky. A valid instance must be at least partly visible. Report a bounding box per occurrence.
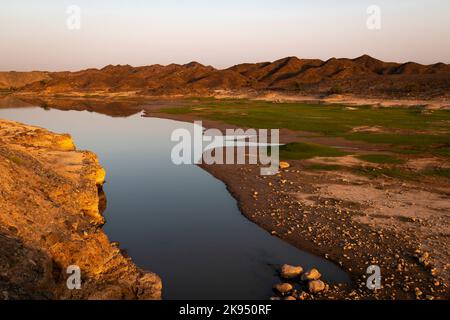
[1,0,449,71]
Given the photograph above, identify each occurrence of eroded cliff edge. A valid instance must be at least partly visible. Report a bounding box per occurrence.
[0,119,162,300]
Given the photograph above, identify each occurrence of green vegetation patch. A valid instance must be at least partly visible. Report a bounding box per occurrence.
[159,99,450,158]
[280,142,348,160]
[422,167,450,179]
[431,146,450,158]
[305,164,343,171]
[351,166,418,180]
[345,132,449,147]
[161,107,196,115]
[352,166,450,181]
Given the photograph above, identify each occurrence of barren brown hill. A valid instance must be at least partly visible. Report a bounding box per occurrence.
[228,56,324,87]
[0,71,50,90]
[2,55,450,98]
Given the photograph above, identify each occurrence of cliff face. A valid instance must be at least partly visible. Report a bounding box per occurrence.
[0,119,161,300]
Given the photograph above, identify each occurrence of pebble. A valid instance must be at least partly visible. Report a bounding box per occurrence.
[308,280,326,294]
[302,268,321,281]
[279,162,290,169]
[270,297,281,301]
[297,291,309,300]
[280,264,303,279]
[274,283,294,295]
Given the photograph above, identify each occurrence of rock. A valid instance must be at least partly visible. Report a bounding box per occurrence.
[418,252,430,266]
[88,285,125,300]
[302,268,321,281]
[279,162,290,169]
[297,291,309,300]
[274,283,293,295]
[0,120,162,300]
[308,280,326,294]
[280,264,303,279]
[136,273,163,300]
[420,252,430,262]
[414,287,423,297]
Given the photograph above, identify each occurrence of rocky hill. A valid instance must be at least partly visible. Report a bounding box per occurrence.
[1,55,450,98]
[0,71,50,90]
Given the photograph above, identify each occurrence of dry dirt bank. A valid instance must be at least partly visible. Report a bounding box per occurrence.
[201,160,449,300]
[0,119,161,300]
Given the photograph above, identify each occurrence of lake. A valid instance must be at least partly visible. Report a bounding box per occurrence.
[0,102,349,299]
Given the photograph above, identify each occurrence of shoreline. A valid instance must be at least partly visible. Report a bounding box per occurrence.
[144,108,449,300]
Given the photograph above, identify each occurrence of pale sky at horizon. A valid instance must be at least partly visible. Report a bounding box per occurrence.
[1,0,449,71]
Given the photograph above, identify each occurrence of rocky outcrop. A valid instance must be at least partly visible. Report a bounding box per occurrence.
[0,119,162,300]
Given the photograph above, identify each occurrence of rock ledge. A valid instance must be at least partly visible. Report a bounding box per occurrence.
[0,119,161,300]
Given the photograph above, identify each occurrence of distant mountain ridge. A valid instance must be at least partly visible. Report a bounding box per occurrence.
[1,55,450,98]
